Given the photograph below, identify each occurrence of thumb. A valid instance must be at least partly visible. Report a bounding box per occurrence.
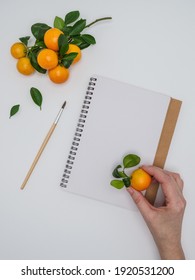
[127,187,152,216]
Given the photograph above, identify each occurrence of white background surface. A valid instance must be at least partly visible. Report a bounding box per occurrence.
[0,0,195,260]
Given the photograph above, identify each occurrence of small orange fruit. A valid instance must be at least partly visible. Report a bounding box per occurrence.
[131,168,152,191]
[16,57,35,75]
[66,44,81,64]
[37,49,58,70]
[44,28,63,51]
[10,42,27,59]
[48,65,69,84]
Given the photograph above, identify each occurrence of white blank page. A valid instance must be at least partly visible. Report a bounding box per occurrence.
[61,75,170,210]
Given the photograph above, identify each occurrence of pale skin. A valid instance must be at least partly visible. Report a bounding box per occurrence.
[127,165,186,260]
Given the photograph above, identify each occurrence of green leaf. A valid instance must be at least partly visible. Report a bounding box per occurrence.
[35,40,46,48]
[65,11,80,25]
[70,36,83,46]
[123,154,141,168]
[82,34,96,45]
[64,52,78,60]
[110,180,124,189]
[28,51,47,74]
[61,53,78,68]
[112,165,122,178]
[123,177,130,188]
[54,16,65,30]
[62,25,73,35]
[19,36,30,46]
[69,19,86,36]
[58,34,69,56]
[69,35,91,49]
[31,23,51,40]
[112,165,128,178]
[30,87,43,110]
[10,104,20,118]
[78,42,90,50]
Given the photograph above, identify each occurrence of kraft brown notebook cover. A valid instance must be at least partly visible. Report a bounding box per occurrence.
[145,98,182,204]
[60,75,182,210]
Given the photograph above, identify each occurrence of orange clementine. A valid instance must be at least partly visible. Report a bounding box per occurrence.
[66,44,81,64]
[16,57,35,75]
[37,49,58,70]
[131,168,152,191]
[44,28,63,51]
[48,65,69,84]
[10,42,27,59]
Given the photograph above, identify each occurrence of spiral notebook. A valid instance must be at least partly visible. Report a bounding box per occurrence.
[60,75,182,210]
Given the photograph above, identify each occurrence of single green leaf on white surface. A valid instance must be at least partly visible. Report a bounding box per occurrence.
[30,87,43,110]
[9,104,20,118]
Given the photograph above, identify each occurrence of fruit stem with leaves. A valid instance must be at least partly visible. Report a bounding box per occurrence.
[110,154,141,189]
[18,11,112,73]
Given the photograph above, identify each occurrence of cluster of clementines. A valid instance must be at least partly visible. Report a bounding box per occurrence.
[10,27,81,84]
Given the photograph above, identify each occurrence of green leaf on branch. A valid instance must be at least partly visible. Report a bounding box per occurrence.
[10,105,20,118]
[19,36,30,46]
[31,23,51,40]
[123,154,141,168]
[110,153,141,190]
[28,51,46,74]
[30,87,43,110]
[61,53,78,68]
[112,165,122,178]
[65,11,80,25]
[70,36,83,46]
[70,35,90,49]
[62,25,73,35]
[54,16,65,30]
[112,165,127,178]
[122,177,131,188]
[110,180,124,189]
[78,42,90,50]
[64,52,78,60]
[82,34,96,45]
[35,40,46,48]
[69,19,86,36]
[58,34,69,56]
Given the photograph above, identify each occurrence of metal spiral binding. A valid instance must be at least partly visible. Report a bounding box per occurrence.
[60,77,97,188]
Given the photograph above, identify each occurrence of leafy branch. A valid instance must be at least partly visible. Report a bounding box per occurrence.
[110,154,141,189]
[18,11,112,72]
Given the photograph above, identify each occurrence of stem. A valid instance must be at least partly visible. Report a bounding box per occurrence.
[122,168,128,178]
[85,17,112,28]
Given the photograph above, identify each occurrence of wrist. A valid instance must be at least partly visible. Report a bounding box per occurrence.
[158,242,185,260]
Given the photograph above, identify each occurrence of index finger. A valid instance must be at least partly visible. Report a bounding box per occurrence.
[142,165,182,202]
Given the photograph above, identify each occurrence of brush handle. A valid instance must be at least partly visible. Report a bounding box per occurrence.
[20,123,57,190]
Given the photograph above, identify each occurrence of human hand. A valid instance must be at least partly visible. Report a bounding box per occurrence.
[127,165,186,260]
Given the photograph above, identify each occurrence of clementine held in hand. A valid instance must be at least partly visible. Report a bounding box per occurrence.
[37,49,58,70]
[44,28,63,51]
[131,168,152,191]
[48,65,69,84]
[66,44,81,64]
[10,42,27,59]
[16,57,35,75]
